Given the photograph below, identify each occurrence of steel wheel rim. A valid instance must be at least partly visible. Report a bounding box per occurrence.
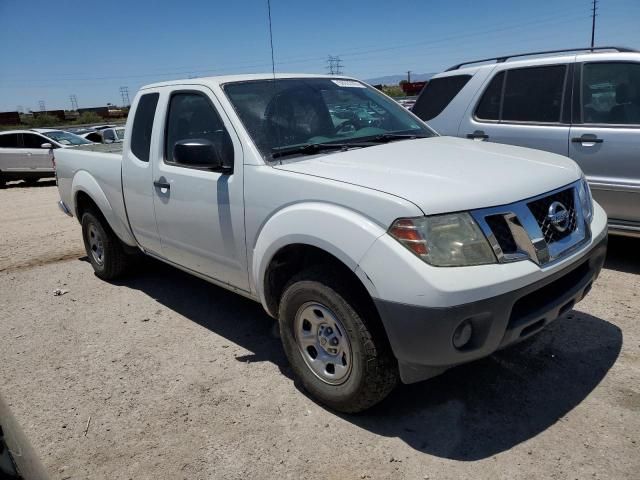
[294,302,353,385]
[87,223,105,266]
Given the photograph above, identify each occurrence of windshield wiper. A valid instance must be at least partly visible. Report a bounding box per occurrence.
[365,133,429,143]
[271,142,359,159]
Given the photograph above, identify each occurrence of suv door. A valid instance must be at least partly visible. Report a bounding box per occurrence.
[0,133,22,174]
[21,133,54,171]
[151,87,248,291]
[569,60,640,226]
[458,61,573,156]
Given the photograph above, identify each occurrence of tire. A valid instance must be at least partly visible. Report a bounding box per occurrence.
[278,267,398,413]
[81,210,129,280]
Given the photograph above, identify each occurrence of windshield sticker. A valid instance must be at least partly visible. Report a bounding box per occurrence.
[332,79,366,88]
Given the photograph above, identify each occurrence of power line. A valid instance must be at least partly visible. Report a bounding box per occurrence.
[38,100,46,111]
[591,0,598,48]
[69,94,78,110]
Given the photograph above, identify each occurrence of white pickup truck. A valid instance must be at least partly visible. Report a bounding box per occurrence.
[55,74,608,412]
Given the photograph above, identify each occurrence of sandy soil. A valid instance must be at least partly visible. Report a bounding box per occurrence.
[0,183,638,479]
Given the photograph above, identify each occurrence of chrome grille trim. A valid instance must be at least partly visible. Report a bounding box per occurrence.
[471,180,591,266]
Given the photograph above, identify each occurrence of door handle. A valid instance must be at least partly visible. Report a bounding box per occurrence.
[466,130,489,140]
[571,135,603,144]
[153,179,170,190]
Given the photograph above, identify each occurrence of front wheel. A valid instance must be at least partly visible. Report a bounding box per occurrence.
[81,211,129,280]
[278,268,398,413]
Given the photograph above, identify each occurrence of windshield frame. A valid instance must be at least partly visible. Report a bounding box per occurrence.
[222,77,437,162]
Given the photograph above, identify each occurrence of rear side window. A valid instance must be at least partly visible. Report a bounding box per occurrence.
[130,93,159,162]
[476,65,567,123]
[0,133,20,148]
[22,133,47,148]
[413,75,471,121]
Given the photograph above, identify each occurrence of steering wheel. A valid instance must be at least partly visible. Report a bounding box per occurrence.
[334,120,358,135]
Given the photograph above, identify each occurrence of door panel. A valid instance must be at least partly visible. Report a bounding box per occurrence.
[459,63,571,157]
[151,87,248,290]
[570,60,640,223]
[21,134,54,171]
[122,91,163,254]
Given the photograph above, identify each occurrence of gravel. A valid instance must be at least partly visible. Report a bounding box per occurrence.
[1,183,638,479]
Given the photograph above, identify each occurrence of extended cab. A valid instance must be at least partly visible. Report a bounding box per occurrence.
[55,74,608,412]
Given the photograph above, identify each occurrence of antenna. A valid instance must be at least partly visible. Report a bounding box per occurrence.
[267,0,276,79]
[590,0,598,49]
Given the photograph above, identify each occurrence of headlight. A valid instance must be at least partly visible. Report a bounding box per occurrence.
[389,213,496,267]
[577,176,593,223]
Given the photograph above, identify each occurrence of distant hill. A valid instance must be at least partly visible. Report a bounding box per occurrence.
[364,73,435,86]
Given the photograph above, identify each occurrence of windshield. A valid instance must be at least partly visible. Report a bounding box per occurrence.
[42,130,92,146]
[115,128,125,140]
[224,77,435,159]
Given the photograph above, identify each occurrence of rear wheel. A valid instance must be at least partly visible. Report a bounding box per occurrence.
[278,268,398,413]
[81,211,129,280]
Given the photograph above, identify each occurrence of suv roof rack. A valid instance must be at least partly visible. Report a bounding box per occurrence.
[445,46,638,71]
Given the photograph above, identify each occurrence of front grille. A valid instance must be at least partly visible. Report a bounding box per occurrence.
[485,214,517,254]
[527,187,577,243]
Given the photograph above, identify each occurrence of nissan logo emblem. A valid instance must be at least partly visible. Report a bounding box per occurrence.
[547,201,570,232]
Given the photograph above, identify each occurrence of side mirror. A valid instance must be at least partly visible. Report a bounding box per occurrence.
[173,139,224,169]
[40,143,52,149]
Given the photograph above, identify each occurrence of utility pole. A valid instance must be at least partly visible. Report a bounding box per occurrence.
[326,56,344,75]
[407,71,412,83]
[69,94,78,110]
[38,100,46,112]
[590,0,598,49]
[119,86,130,107]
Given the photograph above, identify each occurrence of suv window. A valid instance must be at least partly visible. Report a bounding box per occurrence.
[164,92,232,165]
[476,65,567,123]
[0,133,20,148]
[130,93,159,162]
[581,62,640,124]
[412,75,471,121]
[22,133,47,148]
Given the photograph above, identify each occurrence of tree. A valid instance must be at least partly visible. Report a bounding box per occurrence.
[75,112,103,124]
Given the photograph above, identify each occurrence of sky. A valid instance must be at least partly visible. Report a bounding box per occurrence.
[1,0,639,111]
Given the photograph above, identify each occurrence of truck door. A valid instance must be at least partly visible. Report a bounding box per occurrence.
[122,91,163,254]
[151,87,249,291]
[458,62,572,157]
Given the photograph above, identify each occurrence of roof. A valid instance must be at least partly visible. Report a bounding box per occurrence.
[142,73,356,89]
[31,128,62,133]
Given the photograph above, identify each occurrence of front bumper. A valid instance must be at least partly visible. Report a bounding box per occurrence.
[374,235,607,384]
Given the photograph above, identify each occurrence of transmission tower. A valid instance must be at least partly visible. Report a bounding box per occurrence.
[326,55,344,75]
[38,100,46,112]
[69,94,78,110]
[590,0,598,48]
[119,86,130,107]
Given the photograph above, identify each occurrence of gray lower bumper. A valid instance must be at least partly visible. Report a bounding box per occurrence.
[374,236,608,384]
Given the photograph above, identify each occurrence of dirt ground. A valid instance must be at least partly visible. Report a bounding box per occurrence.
[1,182,639,480]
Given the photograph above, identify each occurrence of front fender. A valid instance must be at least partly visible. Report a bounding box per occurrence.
[71,170,136,246]
[252,202,388,312]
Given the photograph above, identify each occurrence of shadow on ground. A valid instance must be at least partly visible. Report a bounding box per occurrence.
[106,257,623,460]
[604,235,640,275]
[2,179,56,189]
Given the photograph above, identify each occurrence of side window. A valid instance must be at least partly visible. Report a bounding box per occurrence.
[164,92,233,166]
[581,62,640,125]
[86,132,102,143]
[130,93,159,162]
[103,129,116,142]
[22,133,47,148]
[475,66,566,123]
[0,133,20,148]
[475,71,505,121]
[412,75,472,121]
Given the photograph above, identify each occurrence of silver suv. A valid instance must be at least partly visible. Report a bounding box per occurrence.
[413,47,640,237]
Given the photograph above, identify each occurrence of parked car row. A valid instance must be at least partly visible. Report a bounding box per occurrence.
[0,124,126,186]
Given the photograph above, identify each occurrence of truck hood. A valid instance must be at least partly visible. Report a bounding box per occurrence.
[274,136,581,215]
